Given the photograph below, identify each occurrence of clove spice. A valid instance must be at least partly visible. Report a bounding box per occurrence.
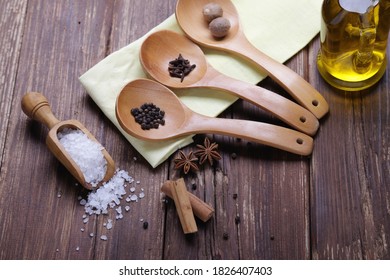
[168,54,196,82]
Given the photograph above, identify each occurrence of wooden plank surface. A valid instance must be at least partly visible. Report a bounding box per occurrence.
[0,1,28,165]
[310,40,390,259]
[0,0,389,260]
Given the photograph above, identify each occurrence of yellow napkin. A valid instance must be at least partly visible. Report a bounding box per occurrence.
[79,0,322,168]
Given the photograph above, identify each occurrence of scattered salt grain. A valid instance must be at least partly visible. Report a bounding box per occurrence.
[130,187,136,193]
[130,194,138,202]
[125,206,130,212]
[76,247,80,251]
[57,128,107,188]
[79,199,87,206]
[109,202,116,208]
[100,235,108,241]
[81,228,85,232]
[106,219,113,230]
[89,233,94,238]
[138,192,145,199]
[116,206,123,220]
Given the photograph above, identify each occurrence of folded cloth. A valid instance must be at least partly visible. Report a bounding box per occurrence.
[79,0,322,168]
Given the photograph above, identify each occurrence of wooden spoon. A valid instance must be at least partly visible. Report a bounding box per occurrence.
[175,0,329,119]
[21,92,115,190]
[140,30,319,136]
[115,79,314,156]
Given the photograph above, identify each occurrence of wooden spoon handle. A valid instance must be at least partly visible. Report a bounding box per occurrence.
[189,115,313,156]
[21,92,60,129]
[228,35,329,119]
[200,67,319,136]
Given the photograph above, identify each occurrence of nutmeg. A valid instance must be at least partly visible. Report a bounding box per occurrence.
[209,17,231,38]
[202,3,223,23]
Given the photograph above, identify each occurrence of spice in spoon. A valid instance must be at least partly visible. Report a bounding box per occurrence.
[168,54,196,82]
[131,103,165,130]
[202,2,223,23]
[209,17,231,38]
[202,3,231,38]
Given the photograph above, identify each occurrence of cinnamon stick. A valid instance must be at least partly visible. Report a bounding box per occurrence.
[169,178,198,234]
[161,179,214,222]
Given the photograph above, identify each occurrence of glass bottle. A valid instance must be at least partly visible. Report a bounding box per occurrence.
[317,0,390,91]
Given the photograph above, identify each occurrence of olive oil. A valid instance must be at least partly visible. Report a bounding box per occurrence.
[317,0,390,91]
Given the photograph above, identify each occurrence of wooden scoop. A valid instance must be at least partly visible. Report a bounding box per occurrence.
[175,0,329,119]
[140,30,319,136]
[115,79,314,156]
[21,92,115,190]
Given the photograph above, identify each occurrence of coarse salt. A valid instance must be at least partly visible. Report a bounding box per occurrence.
[106,219,113,230]
[78,167,147,243]
[83,169,133,215]
[57,128,107,188]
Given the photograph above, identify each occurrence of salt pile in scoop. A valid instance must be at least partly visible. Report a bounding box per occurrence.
[55,128,145,245]
[58,128,107,188]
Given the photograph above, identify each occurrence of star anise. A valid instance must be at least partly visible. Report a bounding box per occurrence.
[194,137,222,165]
[173,150,199,174]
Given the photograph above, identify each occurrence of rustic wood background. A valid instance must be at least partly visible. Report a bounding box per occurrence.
[0,0,389,260]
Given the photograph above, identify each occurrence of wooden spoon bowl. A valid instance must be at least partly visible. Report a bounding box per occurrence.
[21,92,115,190]
[140,30,319,136]
[116,79,314,156]
[175,0,329,119]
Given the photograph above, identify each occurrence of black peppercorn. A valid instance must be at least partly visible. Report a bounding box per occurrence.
[143,221,149,229]
[131,103,166,130]
[223,232,229,240]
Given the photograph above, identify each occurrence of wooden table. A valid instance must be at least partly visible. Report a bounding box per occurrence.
[1,0,389,260]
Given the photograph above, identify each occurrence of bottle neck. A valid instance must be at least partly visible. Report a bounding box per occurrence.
[338,0,379,14]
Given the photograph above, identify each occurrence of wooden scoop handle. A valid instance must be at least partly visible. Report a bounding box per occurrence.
[21,92,60,129]
[228,34,329,119]
[189,114,314,156]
